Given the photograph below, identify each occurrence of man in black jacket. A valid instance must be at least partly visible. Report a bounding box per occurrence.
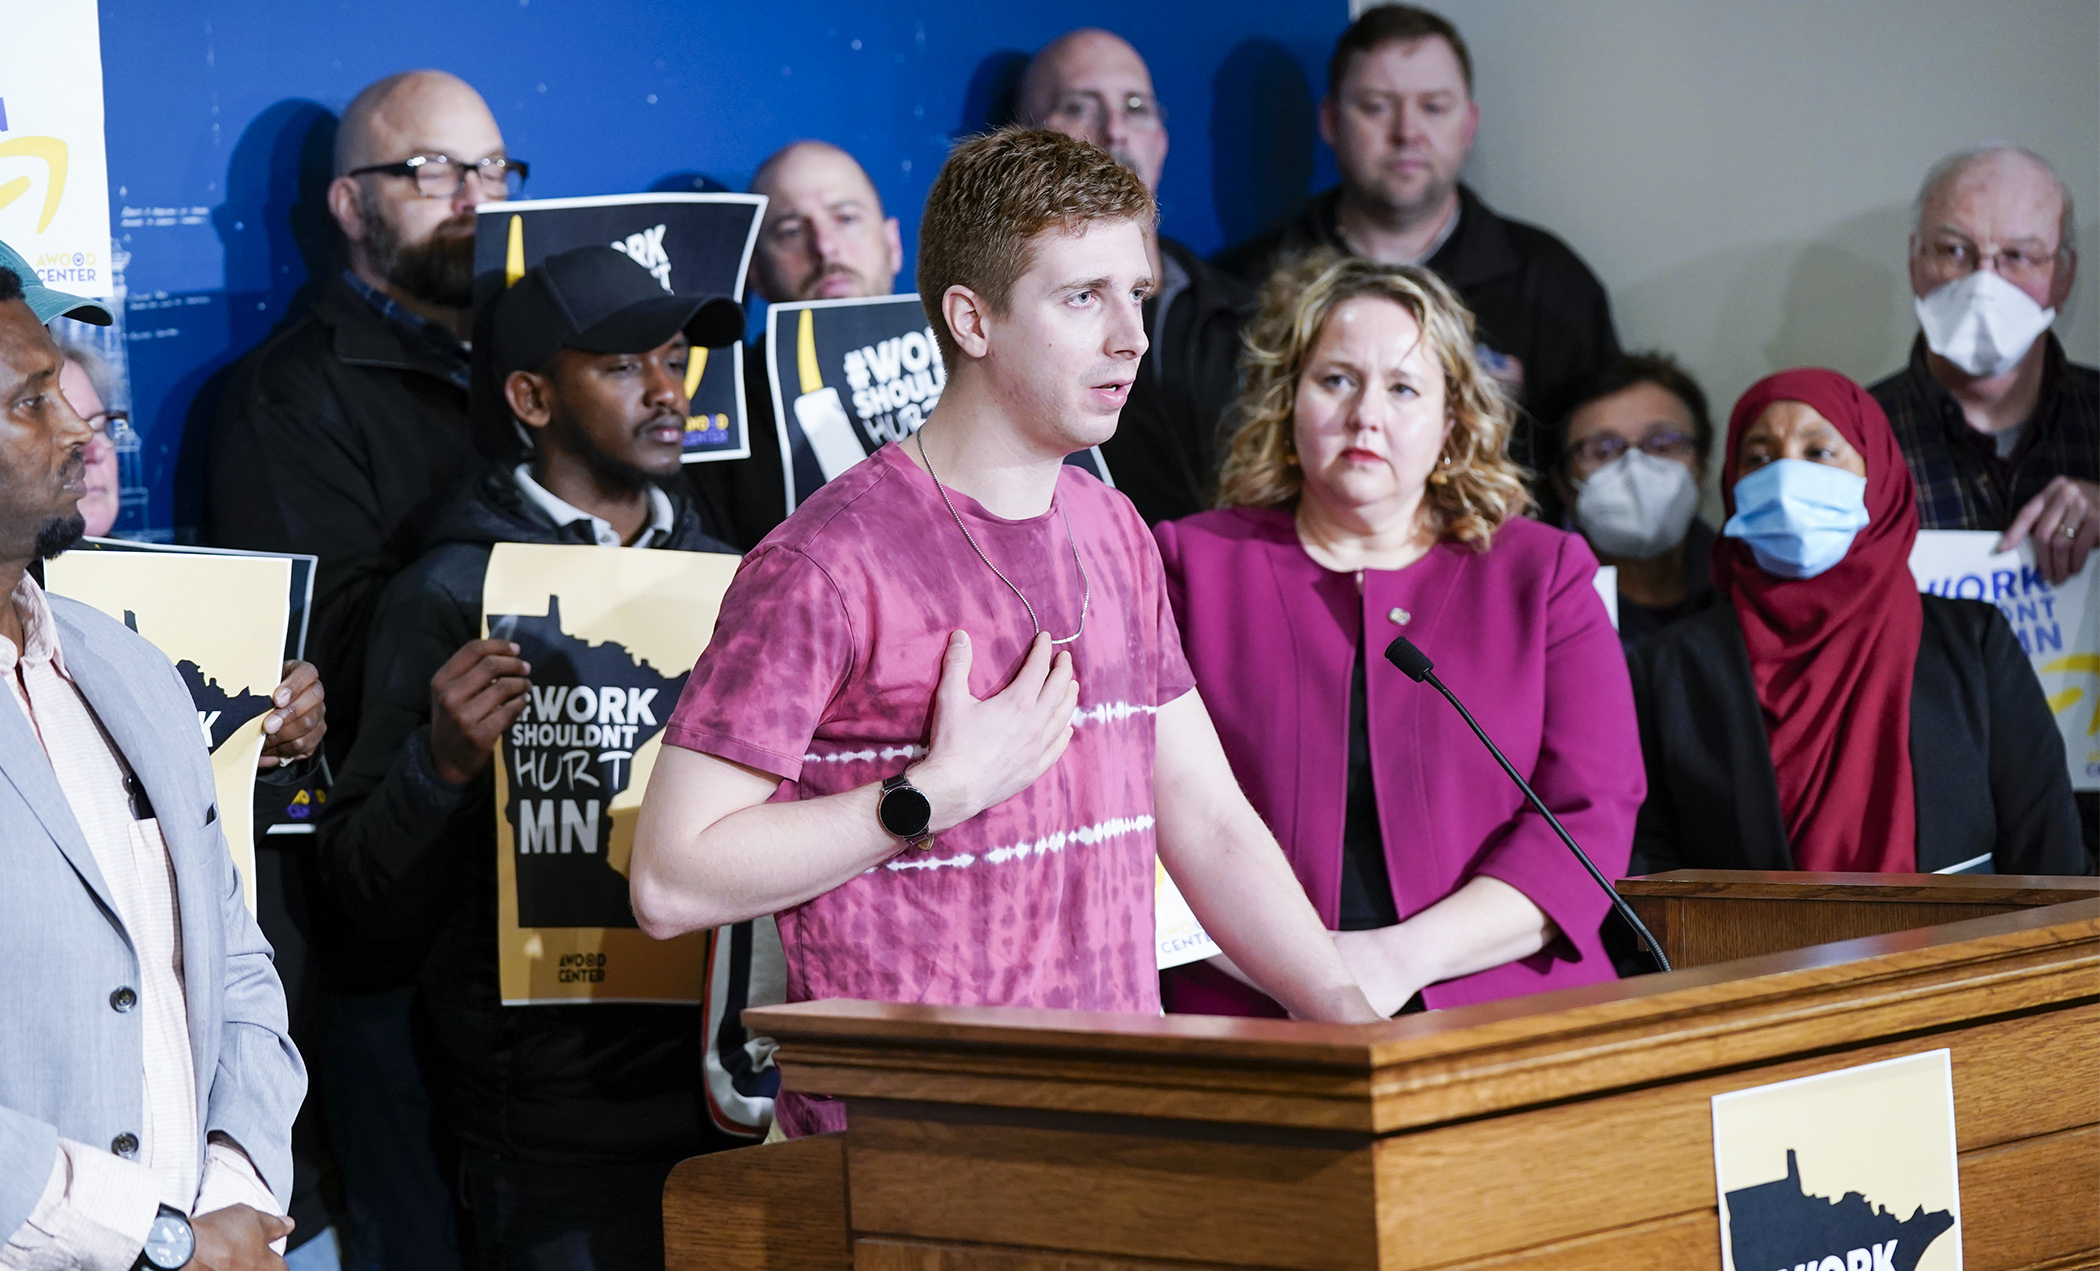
[205,69,523,1271]
[1020,29,1256,524]
[208,70,525,770]
[1216,6,1618,505]
[317,247,745,1271]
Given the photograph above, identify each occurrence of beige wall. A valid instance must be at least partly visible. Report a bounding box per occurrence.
[1349,0,2098,496]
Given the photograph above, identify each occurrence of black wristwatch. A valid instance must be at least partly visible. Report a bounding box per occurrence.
[878,773,934,848]
[134,1205,194,1271]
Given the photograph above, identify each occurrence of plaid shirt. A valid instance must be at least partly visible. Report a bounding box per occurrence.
[1868,334,2100,531]
[341,269,471,390]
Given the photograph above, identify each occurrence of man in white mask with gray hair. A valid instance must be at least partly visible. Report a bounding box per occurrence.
[1869,145,2095,586]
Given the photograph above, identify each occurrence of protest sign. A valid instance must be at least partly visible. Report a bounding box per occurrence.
[473,193,763,463]
[483,542,739,1004]
[68,538,324,838]
[1713,1051,1961,1271]
[45,547,292,913]
[765,294,1114,516]
[0,0,114,299]
[1909,531,2098,791]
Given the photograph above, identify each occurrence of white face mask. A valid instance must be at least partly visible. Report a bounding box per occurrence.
[1913,269,2056,379]
[1573,449,1701,561]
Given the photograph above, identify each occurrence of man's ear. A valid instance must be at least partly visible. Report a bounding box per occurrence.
[327,176,366,244]
[505,369,555,432]
[883,217,904,283]
[1317,96,1338,150]
[942,285,991,360]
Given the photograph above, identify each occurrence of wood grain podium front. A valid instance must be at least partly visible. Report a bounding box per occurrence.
[1615,870,2100,969]
[665,901,2100,1271]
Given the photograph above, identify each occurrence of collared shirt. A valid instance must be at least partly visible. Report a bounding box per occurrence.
[0,576,280,1271]
[342,269,470,390]
[1870,334,2100,531]
[512,464,677,547]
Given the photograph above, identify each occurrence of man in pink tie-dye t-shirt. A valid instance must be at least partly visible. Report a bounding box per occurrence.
[632,129,1379,1136]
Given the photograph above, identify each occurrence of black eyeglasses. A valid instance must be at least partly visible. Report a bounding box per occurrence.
[1566,429,1697,468]
[347,154,529,200]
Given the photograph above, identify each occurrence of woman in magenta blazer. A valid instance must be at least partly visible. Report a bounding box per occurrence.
[1158,252,1643,1016]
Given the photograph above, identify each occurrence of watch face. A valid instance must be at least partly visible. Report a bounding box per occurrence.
[145,1213,194,1270]
[879,783,933,839]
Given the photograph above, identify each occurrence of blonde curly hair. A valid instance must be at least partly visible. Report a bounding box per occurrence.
[1216,250,1532,545]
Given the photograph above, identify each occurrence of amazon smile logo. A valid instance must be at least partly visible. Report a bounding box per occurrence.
[0,98,70,233]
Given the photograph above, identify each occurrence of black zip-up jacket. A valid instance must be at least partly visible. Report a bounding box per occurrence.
[1100,237,1256,525]
[207,275,478,770]
[1216,184,1620,515]
[1628,595,2092,876]
[315,465,742,1161]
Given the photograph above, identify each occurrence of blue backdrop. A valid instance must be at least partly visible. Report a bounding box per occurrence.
[96,0,1348,538]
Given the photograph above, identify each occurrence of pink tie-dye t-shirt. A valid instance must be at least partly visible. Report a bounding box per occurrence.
[664,442,1193,1129]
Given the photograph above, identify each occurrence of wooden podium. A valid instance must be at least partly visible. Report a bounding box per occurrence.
[1615,870,2100,969]
[666,899,2100,1271]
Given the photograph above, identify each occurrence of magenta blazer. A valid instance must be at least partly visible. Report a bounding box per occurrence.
[1155,507,1644,1014]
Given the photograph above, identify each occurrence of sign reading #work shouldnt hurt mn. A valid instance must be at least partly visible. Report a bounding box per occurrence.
[472,194,764,464]
[1909,531,2098,792]
[1713,1050,1962,1271]
[483,542,739,1004]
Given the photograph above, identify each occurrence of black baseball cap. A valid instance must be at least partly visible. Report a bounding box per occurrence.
[489,245,743,380]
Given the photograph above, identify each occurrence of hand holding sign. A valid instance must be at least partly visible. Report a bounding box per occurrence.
[430,637,533,786]
[258,659,326,769]
[1997,475,2098,585]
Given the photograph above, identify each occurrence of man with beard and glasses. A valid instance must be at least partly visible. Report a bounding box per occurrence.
[209,69,523,771]
[0,255,305,1271]
[685,141,903,550]
[1215,5,1618,514]
[317,247,745,1271]
[1018,29,1255,524]
[204,68,522,1271]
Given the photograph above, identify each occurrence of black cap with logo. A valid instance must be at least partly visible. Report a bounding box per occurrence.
[488,245,744,381]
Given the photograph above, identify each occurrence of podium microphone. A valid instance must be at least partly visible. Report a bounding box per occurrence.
[1384,635,1671,974]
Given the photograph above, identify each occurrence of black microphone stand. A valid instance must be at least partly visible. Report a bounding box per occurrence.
[1384,635,1671,974]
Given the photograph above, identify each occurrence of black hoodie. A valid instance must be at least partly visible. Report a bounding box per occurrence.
[315,464,741,1163]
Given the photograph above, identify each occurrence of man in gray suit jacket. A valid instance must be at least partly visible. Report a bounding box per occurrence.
[0,258,305,1271]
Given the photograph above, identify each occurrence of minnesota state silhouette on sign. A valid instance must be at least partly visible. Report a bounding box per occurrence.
[1714,1051,1963,1271]
[483,543,739,1005]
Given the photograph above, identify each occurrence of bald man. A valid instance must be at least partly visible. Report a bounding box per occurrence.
[1869,146,2097,855]
[685,141,904,548]
[1871,146,2095,584]
[1017,29,1255,524]
[206,68,522,1271]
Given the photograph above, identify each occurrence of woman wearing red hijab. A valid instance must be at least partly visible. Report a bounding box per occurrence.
[1628,368,2089,876]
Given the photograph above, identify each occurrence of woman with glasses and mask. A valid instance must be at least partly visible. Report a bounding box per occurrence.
[1156,252,1643,1019]
[1629,368,2090,877]
[1552,353,1717,650]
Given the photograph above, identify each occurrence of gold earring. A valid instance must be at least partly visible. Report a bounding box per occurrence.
[1429,453,1452,485]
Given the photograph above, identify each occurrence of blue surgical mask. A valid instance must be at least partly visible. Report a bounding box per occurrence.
[1721,458,1870,579]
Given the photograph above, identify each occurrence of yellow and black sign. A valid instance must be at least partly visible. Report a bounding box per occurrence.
[483,542,739,1004]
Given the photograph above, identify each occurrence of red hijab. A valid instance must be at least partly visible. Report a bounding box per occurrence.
[1711,369,1923,872]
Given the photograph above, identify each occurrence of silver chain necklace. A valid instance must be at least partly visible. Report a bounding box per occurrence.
[915,433,1091,645]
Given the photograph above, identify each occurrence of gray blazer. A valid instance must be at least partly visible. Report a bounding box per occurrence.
[0,593,304,1238]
